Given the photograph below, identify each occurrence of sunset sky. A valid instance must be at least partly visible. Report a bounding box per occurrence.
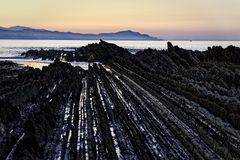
[1,0,240,40]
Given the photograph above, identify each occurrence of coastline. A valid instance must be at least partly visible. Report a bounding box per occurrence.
[0,40,239,159]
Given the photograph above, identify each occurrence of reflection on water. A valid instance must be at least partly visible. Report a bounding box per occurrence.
[0,58,92,70]
[16,61,49,69]
[1,59,53,69]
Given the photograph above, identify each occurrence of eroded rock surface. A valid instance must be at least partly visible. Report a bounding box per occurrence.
[1,42,240,160]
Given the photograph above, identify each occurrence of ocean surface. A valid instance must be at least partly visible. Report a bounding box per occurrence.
[0,40,239,69]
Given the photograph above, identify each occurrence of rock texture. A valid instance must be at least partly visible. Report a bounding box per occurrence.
[0,42,240,160]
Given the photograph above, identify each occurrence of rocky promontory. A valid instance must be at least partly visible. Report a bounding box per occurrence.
[21,40,130,62]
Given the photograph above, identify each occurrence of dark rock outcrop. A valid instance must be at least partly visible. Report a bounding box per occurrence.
[21,40,131,62]
[205,45,240,64]
[75,39,130,62]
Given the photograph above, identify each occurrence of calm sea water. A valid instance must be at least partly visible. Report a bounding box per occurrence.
[0,40,240,57]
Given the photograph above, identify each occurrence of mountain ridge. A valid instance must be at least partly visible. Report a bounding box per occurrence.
[0,26,160,40]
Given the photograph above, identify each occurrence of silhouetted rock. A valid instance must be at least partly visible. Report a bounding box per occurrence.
[22,40,131,62]
[206,45,240,64]
[167,41,174,52]
[75,40,130,62]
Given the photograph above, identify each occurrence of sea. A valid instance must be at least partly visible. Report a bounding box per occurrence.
[0,40,240,69]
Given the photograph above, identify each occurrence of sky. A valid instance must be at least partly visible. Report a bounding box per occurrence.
[1,0,240,40]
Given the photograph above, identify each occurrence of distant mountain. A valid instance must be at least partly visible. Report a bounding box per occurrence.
[0,26,160,40]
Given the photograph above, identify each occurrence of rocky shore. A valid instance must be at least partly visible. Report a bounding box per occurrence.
[21,40,130,62]
[0,41,240,159]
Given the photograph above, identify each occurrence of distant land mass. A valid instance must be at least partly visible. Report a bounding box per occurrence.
[0,26,160,40]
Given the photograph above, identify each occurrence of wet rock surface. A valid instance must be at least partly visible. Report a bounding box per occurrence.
[0,60,85,160]
[0,42,240,160]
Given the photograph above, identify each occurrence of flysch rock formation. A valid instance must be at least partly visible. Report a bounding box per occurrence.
[0,41,240,160]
